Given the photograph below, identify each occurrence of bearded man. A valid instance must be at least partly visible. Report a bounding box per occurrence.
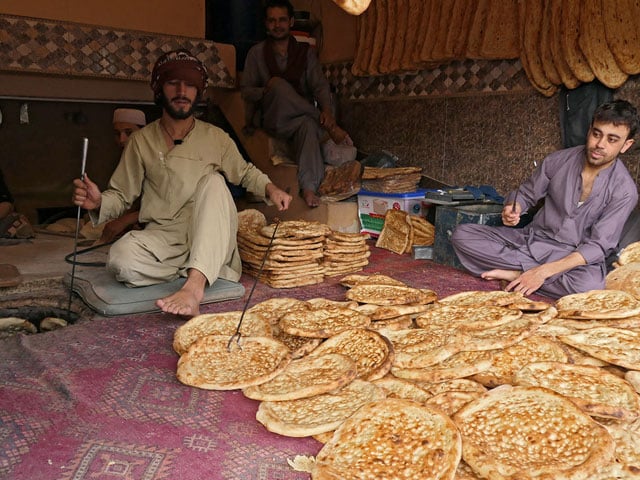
[72,49,291,316]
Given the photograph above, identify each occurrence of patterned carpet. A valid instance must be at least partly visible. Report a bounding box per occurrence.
[0,244,547,479]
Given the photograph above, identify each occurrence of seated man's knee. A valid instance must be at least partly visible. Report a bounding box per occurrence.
[106,236,138,281]
[451,224,474,247]
[265,77,297,99]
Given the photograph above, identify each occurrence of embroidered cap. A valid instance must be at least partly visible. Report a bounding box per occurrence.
[150,49,208,95]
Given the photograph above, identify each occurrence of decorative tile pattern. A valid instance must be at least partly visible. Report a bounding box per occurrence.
[0,14,234,88]
[324,59,532,100]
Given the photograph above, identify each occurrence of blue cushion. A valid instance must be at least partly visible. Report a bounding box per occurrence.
[63,267,245,316]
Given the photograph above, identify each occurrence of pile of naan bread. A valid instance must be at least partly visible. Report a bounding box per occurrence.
[375,208,435,255]
[173,273,640,479]
[606,240,640,301]
[237,211,371,288]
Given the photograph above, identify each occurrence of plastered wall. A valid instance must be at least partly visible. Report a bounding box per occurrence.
[0,0,206,37]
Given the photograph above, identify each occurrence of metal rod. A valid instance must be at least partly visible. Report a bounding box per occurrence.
[67,137,89,315]
[227,219,280,351]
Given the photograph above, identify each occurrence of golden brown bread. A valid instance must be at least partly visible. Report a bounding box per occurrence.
[313,398,462,479]
[453,386,616,479]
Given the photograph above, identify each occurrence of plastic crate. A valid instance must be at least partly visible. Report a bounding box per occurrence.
[358,189,427,236]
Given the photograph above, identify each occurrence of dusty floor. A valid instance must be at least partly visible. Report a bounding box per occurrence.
[0,232,106,326]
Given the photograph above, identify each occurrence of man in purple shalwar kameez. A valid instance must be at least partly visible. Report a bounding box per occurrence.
[452,99,639,299]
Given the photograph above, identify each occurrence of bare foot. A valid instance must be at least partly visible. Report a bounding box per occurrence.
[156,269,206,317]
[480,269,521,282]
[302,189,320,208]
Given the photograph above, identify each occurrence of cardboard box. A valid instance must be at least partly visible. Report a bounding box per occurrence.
[432,204,503,268]
[357,189,427,236]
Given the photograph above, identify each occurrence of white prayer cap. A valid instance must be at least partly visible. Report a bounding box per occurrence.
[112,108,146,126]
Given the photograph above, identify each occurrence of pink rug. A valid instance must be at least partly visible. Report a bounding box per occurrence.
[0,245,550,479]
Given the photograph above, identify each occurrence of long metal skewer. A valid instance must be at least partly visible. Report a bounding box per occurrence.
[227,219,280,351]
[67,137,89,316]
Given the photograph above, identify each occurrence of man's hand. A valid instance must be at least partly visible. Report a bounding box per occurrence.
[265,183,292,211]
[502,202,521,226]
[72,173,102,211]
[505,265,549,296]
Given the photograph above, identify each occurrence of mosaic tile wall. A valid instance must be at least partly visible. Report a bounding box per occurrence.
[0,14,234,88]
[325,59,532,100]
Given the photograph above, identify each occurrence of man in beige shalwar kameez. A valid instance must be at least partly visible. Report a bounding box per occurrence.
[72,49,292,317]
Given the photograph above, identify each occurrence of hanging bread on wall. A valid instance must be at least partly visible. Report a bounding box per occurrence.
[418,0,444,63]
[465,0,489,59]
[428,0,455,62]
[603,0,640,75]
[560,0,595,83]
[399,0,424,70]
[538,0,562,86]
[548,0,580,89]
[478,0,519,59]
[579,0,628,88]
[366,0,386,75]
[518,0,557,97]
[446,0,477,59]
[387,0,408,73]
[351,0,376,76]
[377,0,397,74]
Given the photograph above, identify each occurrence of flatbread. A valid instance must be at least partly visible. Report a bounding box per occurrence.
[307,328,394,381]
[426,390,483,417]
[514,361,640,421]
[371,376,433,404]
[579,0,628,88]
[555,289,640,319]
[255,379,386,437]
[355,302,434,320]
[454,386,615,479]
[339,273,407,288]
[606,262,640,299]
[346,284,436,305]
[415,304,522,330]
[261,220,332,239]
[312,398,462,480]
[242,353,358,401]
[279,305,371,338]
[438,290,526,307]
[237,208,266,233]
[558,327,640,370]
[391,349,494,383]
[618,242,640,266]
[176,335,291,390]
[470,335,569,388]
[331,0,372,16]
[246,297,309,325]
[375,209,412,255]
[173,311,272,356]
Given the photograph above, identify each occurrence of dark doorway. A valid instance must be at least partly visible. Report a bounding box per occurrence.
[205,0,265,71]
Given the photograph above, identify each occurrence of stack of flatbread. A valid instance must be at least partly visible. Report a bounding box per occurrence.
[361,166,423,193]
[237,212,374,288]
[239,219,329,288]
[606,241,640,299]
[375,209,435,255]
[322,231,371,277]
[172,278,640,479]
